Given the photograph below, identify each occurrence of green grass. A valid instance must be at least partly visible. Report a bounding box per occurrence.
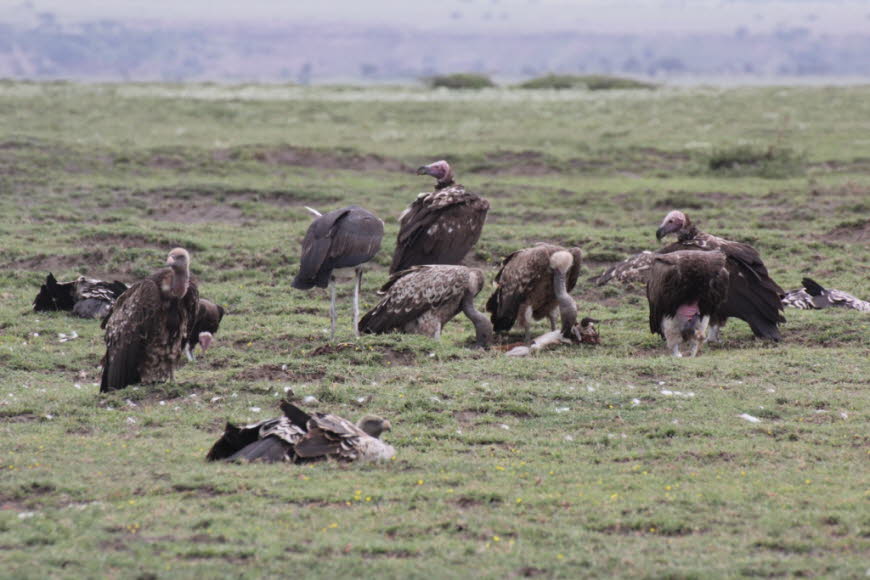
[518,74,657,91]
[0,82,868,578]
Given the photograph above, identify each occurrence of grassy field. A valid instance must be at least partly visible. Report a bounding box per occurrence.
[0,82,868,578]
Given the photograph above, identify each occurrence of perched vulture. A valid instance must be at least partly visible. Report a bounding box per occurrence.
[358,265,493,348]
[291,205,384,340]
[33,273,128,319]
[100,248,199,392]
[206,400,394,464]
[647,250,730,357]
[486,244,583,342]
[184,298,226,361]
[389,160,490,274]
[654,210,785,341]
[782,277,870,312]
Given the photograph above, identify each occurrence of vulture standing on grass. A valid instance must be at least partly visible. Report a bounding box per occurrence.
[184,298,225,361]
[33,273,128,319]
[100,248,198,392]
[291,205,384,340]
[358,265,493,348]
[782,277,870,311]
[647,250,730,357]
[206,400,395,463]
[486,244,583,342]
[389,160,489,274]
[654,210,786,341]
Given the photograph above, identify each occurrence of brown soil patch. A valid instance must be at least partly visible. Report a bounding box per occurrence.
[0,411,39,423]
[232,364,325,382]
[309,343,417,366]
[145,198,244,224]
[222,145,411,172]
[823,219,869,242]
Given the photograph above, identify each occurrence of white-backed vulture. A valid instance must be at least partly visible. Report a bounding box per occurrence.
[33,273,128,319]
[206,400,394,463]
[389,160,489,274]
[782,277,870,312]
[647,250,730,357]
[358,265,493,348]
[291,205,384,340]
[100,248,198,392]
[486,244,583,342]
[183,298,225,361]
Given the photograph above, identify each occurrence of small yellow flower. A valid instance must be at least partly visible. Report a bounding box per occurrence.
[805,479,811,485]
[516,498,523,504]
[493,535,501,542]
[495,466,505,471]
[664,485,672,491]
[556,554,564,560]
[365,496,372,502]
[417,479,424,485]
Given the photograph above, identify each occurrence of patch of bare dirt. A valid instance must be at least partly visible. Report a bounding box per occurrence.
[220,146,411,172]
[823,219,869,242]
[171,484,231,497]
[77,233,159,249]
[0,411,39,423]
[145,198,244,224]
[232,364,325,382]
[308,343,417,366]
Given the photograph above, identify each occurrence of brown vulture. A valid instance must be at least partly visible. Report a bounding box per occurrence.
[184,298,225,361]
[654,210,785,341]
[291,205,384,340]
[206,400,394,463]
[33,273,128,319]
[486,244,583,342]
[100,248,199,392]
[358,265,493,348]
[389,160,490,274]
[782,277,870,312]
[647,250,730,357]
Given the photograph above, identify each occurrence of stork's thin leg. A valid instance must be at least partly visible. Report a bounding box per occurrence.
[329,276,337,341]
[353,267,362,338]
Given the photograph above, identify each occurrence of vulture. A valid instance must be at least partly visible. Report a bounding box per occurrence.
[291,205,384,341]
[389,160,490,274]
[33,273,128,319]
[184,298,225,361]
[100,248,199,392]
[357,265,493,348]
[654,210,785,341]
[206,400,395,464]
[647,250,730,357]
[592,251,655,286]
[782,277,870,312]
[486,244,583,342]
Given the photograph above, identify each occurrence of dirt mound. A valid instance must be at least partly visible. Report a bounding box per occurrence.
[824,219,869,242]
[233,364,325,382]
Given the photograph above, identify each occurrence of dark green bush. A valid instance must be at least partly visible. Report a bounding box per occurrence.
[426,73,495,89]
[518,74,656,90]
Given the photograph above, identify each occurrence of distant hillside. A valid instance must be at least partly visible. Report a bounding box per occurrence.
[1,17,869,82]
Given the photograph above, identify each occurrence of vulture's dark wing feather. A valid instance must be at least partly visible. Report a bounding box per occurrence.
[33,273,76,311]
[205,422,263,461]
[716,253,785,340]
[593,251,657,286]
[100,279,162,392]
[228,435,295,463]
[485,247,553,332]
[647,251,729,336]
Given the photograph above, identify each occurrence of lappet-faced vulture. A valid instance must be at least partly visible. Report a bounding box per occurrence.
[100,248,199,392]
[33,273,129,319]
[358,265,493,348]
[389,160,489,274]
[647,250,730,357]
[206,400,395,464]
[782,277,870,312]
[291,205,384,340]
[486,244,583,343]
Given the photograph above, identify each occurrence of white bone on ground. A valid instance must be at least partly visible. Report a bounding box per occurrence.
[738,413,761,423]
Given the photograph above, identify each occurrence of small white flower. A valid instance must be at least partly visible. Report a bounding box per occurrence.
[554,407,570,413]
[126,417,137,424]
[631,398,641,406]
[499,423,510,430]
[249,407,261,413]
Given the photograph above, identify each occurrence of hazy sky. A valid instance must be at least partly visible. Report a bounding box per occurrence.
[7,0,870,34]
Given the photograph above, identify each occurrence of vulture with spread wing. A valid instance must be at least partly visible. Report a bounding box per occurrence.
[782,277,870,312]
[647,250,730,357]
[654,210,785,341]
[292,205,384,340]
[486,244,583,342]
[33,273,128,319]
[390,160,489,274]
[206,400,394,463]
[184,298,225,361]
[358,265,492,348]
[100,248,199,392]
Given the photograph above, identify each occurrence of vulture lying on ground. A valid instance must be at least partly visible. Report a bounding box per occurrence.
[184,298,225,361]
[33,273,128,319]
[100,248,198,392]
[782,277,870,312]
[358,265,493,348]
[647,250,730,357]
[486,244,583,342]
[292,205,384,341]
[206,400,395,463]
[390,160,490,274]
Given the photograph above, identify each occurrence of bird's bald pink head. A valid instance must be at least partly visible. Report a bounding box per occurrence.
[416,160,454,187]
[198,331,213,352]
[656,210,688,241]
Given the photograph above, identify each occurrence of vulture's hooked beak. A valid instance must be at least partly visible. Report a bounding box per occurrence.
[166,255,175,266]
[655,226,667,241]
[416,165,432,176]
[381,420,392,432]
